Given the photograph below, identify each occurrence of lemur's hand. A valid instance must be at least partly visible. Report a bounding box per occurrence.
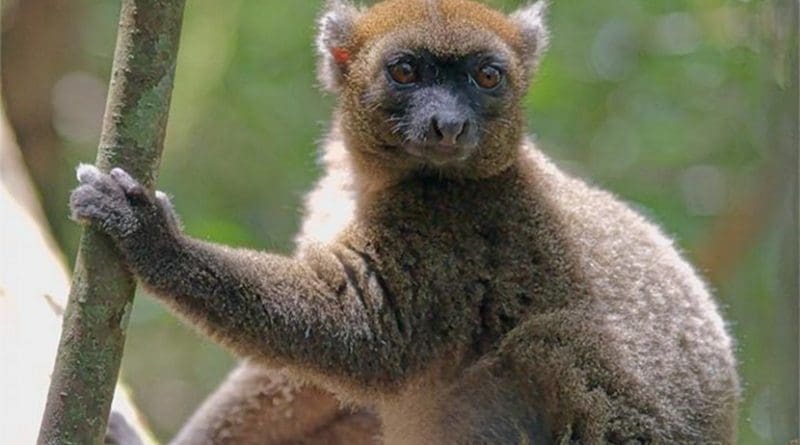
[70,164,181,241]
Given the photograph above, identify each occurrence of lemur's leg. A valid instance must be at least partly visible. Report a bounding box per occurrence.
[106,363,379,445]
[170,362,380,445]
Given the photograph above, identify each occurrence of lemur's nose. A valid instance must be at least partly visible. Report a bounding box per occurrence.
[431,115,468,146]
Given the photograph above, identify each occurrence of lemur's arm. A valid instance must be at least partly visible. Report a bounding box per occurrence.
[70,165,414,387]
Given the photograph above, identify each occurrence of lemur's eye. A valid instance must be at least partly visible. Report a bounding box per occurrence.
[387,61,418,85]
[473,64,503,89]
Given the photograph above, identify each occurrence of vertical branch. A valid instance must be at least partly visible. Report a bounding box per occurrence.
[38,1,186,444]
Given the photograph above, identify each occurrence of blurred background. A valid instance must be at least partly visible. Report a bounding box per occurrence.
[1,0,797,443]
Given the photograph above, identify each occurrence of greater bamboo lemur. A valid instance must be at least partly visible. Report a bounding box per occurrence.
[74,0,739,443]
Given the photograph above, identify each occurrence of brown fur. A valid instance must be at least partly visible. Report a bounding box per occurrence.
[73,1,739,444]
[350,0,525,51]
[335,0,534,185]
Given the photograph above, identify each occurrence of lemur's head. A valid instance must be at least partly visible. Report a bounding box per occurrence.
[317,0,548,178]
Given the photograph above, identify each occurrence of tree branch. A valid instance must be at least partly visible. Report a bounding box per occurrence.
[38,1,185,443]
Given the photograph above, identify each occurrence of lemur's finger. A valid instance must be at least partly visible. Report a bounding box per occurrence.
[155,190,171,205]
[110,167,147,199]
[156,191,183,230]
[69,184,116,223]
[76,164,127,200]
[76,163,102,185]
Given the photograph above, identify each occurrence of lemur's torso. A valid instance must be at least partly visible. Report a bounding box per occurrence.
[297,139,738,444]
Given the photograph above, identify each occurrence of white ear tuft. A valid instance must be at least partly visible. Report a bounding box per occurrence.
[510,1,550,72]
[316,0,361,92]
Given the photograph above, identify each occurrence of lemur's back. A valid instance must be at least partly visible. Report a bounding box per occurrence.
[299,141,738,444]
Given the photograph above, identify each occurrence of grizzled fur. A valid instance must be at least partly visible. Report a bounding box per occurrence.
[76,1,739,444]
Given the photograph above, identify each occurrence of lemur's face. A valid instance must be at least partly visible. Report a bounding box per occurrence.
[318,0,549,176]
[367,47,513,166]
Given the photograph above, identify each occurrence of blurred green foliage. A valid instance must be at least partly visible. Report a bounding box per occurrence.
[43,0,797,442]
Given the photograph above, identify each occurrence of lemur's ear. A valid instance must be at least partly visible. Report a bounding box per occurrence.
[510,1,550,73]
[317,0,362,92]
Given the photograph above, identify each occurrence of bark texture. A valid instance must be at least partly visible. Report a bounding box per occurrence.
[37,1,186,444]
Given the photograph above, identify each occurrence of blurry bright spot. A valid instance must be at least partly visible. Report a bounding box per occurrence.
[590,18,638,81]
[679,165,728,216]
[653,12,702,55]
[590,118,641,174]
[51,71,106,144]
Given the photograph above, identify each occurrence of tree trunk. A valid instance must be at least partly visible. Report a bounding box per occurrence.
[1,106,157,444]
[37,1,186,444]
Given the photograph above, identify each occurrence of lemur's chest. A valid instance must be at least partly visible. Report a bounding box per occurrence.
[363,175,551,282]
[301,169,577,316]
